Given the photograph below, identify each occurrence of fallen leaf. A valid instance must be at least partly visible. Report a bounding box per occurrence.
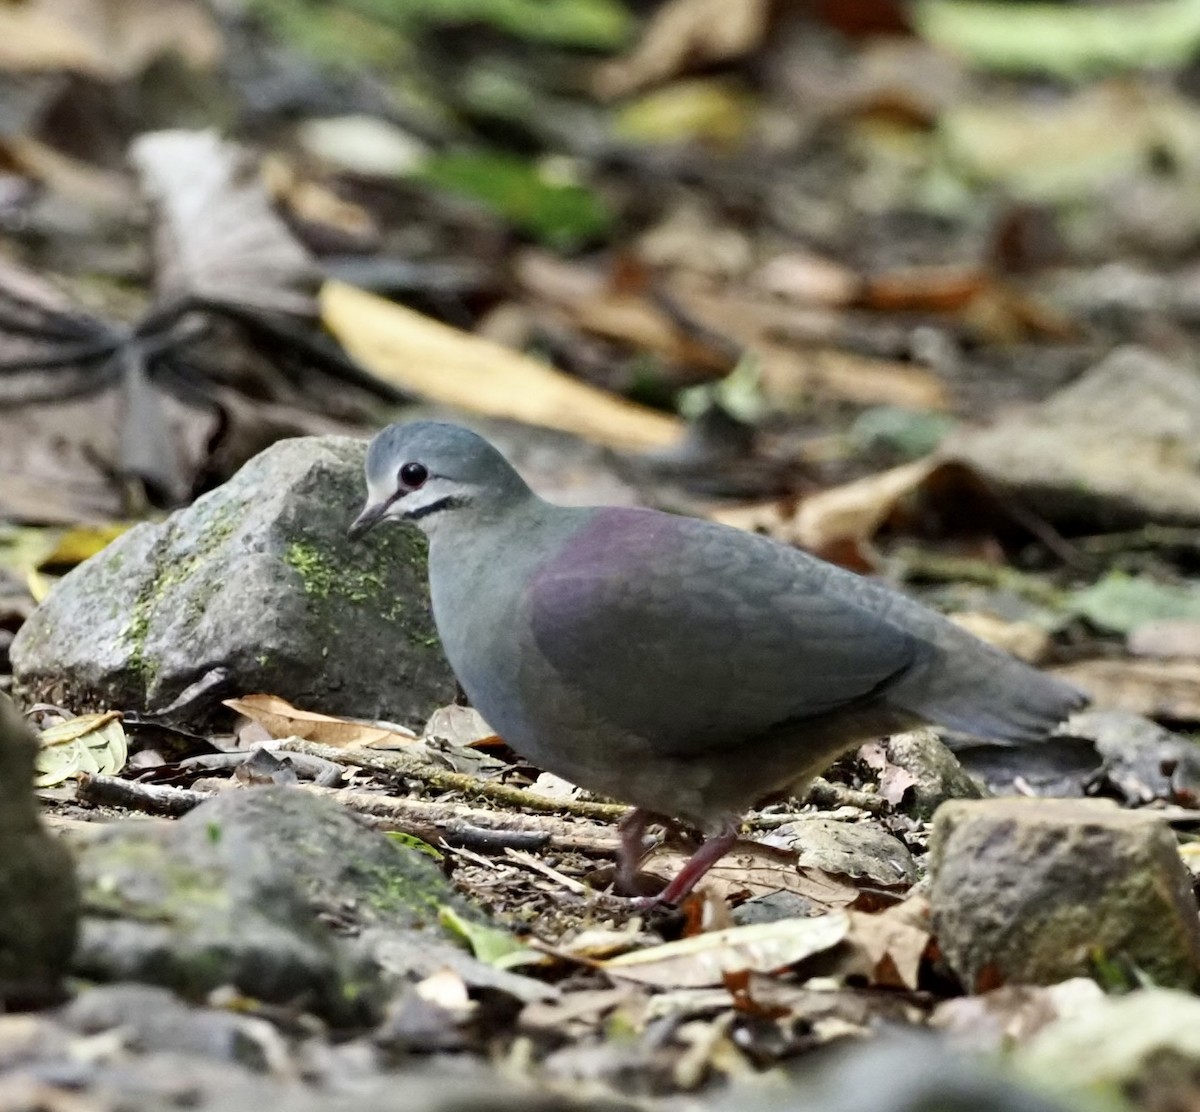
[753,251,861,306]
[614,78,756,146]
[438,906,540,970]
[915,0,1200,78]
[35,711,127,787]
[223,694,418,748]
[709,457,936,562]
[842,898,932,990]
[0,0,221,77]
[1067,572,1200,636]
[949,611,1051,664]
[1128,619,1200,659]
[600,912,851,987]
[592,0,770,99]
[860,741,921,807]
[642,841,861,907]
[320,281,683,451]
[1050,659,1200,722]
[132,130,322,315]
[931,978,1104,1052]
[421,705,497,749]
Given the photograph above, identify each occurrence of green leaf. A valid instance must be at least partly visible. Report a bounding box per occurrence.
[1067,572,1200,635]
[420,152,612,249]
[438,906,541,968]
[678,351,768,424]
[385,831,444,860]
[915,0,1200,79]
[34,713,127,787]
[405,0,632,49]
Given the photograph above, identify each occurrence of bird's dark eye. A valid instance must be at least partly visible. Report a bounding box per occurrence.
[399,461,428,489]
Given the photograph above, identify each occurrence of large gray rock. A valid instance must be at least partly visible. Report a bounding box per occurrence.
[0,694,78,1002]
[11,436,456,727]
[929,797,1200,991]
[73,786,481,1024]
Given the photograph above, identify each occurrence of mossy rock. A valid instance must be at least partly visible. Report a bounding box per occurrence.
[74,787,480,1024]
[0,695,78,1002]
[11,436,456,728]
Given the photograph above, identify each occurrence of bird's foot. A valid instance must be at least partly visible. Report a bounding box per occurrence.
[614,820,734,906]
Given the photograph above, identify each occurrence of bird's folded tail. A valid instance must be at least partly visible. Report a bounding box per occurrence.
[872,595,1088,744]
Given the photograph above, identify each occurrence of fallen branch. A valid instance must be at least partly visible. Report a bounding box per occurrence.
[77,772,211,816]
[305,784,621,857]
[279,739,630,821]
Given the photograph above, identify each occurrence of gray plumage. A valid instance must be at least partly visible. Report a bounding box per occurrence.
[352,421,1087,903]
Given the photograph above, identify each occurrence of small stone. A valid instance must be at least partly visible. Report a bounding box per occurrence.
[929,797,1200,991]
[0,695,78,1003]
[11,437,457,728]
[879,729,985,817]
[760,818,917,888]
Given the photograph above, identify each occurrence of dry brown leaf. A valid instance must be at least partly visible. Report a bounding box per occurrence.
[600,911,851,988]
[753,251,861,306]
[592,0,770,99]
[320,281,683,451]
[931,979,1104,1053]
[516,251,731,374]
[859,741,920,808]
[0,0,220,77]
[223,694,417,748]
[710,458,1008,567]
[421,704,496,748]
[1050,659,1200,722]
[643,844,860,908]
[667,286,949,410]
[1128,619,1200,659]
[711,458,938,560]
[842,898,932,991]
[6,137,130,212]
[756,343,949,412]
[950,611,1051,664]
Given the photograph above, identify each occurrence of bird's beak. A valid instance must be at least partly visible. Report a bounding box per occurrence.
[348,500,388,540]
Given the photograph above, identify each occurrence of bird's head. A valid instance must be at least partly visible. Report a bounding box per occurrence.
[348,421,529,539]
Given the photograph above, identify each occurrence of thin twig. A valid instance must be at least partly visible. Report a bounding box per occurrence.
[279,739,630,821]
[306,784,621,858]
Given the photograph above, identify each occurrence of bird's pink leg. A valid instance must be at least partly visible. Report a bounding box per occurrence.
[617,808,653,894]
[629,822,738,908]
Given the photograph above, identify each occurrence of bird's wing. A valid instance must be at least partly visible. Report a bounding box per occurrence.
[528,508,922,751]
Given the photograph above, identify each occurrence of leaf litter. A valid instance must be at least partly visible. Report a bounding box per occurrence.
[11,0,1200,1107]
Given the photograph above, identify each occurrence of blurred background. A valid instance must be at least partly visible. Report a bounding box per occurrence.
[7,0,1200,698]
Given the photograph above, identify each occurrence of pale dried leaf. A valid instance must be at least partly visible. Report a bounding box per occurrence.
[0,0,220,77]
[1128,619,1200,659]
[950,611,1051,664]
[711,458,940,559]
[600,912,850,988]
[223,694,417,748]
[859,741,920,807]
[753,251,860,306]
[414,969,474,1014]
[842,899,932,990]
[1050,658,1200,721]
[642,843,859,907]
[321,281,683,451]
[931,978,1104,1053]
[592,0,770,99]
[35,711,126,787]
[421,705,497,748]
[132,130,321,314]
